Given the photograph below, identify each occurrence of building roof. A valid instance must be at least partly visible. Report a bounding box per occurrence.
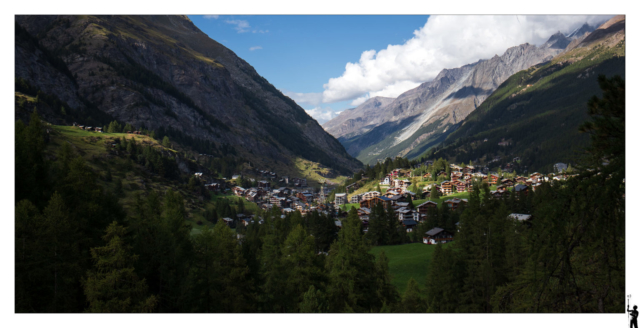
[509,213,532,221]
[514,184,528,192]
[425,227,445,236]
[402,219,418,226]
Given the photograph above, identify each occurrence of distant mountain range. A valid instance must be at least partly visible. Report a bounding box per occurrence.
[424,16,625,173]
[15,15,361,176]
[323,21,604,165]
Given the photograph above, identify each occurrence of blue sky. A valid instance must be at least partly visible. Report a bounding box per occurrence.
[188,15,612,124]
[188,15,431,117]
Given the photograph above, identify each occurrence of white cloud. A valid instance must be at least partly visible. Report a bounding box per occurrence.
[225,19,251,33]
[253,29,269,33]
[249,46,263,51]
[322,15,613,104]
[305,107,341,125]
[204,15,219,19]
[282,90,323,107]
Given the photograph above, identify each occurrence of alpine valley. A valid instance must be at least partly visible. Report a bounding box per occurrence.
[324,16,625,172]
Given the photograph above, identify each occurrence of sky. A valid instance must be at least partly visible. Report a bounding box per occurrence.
[189,15,613,124]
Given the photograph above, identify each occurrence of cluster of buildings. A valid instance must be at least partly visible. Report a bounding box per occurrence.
[230,184,333,217]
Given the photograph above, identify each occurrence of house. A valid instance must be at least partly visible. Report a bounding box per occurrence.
[402,219,418,232]
[501,179,514,187]
[258,180,271,189]
[440,181,453,195]
[514,184,529,197]
[350,194,363,204]
[334,193,347,206]
[416,200,438,217]
[444,198,468,211]
[222,217,234,227]
[297,192,314,203]
[490,189,507,199]
[423,227,454,244]
[232,186,246,196]
[496,185,507,192]
[381,175,391,186]
[489,174,500,185]
[423,172,432,179]
[360,196,392,209]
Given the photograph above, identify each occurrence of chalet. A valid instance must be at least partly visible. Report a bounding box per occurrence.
[514,184,529,197]
[86,126,93,131]
[489,174,500,186]
[258,180,271,189]
[360,196,391,209]
[452,180,466,193]
[222,217,234,227]
[450,164,463,172]
[363,191,381,201]
[462,166,475,174]
[386,194,407,205]
[416,200,438,217]
[466,182,474,194]
[501,179,514,187]
[451,172,463,181]
[396,207,413,221]
[297,192,314,203]
[444,198,468,211]
[496,185,507,192]
[440,181,453,195]
[515,176,527,184]
[95,127,103,133]
[232,186,246,196]
[490,189,507,199]
[391,168,403,177]
[423,172,432,179]
[438,171,448,178]
[402,219,418,232]
[381,175,391,186]
[205,183,220,191]
[334,193,347,206]
[423,227,454,244]
[276,187,291,197]
[78,125,85,130]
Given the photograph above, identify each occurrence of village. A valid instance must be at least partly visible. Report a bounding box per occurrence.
[205,159,574,245]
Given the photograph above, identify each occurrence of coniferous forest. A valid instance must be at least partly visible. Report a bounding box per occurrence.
[14,75,624,313]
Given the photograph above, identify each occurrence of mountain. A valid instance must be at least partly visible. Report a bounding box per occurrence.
[426,16,625,173]
[323,96,395,138]
[328,29,588,165]
[14,15,361,176]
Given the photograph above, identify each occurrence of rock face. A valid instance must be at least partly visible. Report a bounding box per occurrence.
[14,15,361,174]
[323,96,395,138]
[327,27,596,165]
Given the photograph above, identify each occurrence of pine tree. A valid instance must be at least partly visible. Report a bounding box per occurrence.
[83,222,157,313]
[402,278,426,313]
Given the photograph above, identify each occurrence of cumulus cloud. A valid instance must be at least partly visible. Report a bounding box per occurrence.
[204,15,219,19]
[282,90,323,107]
[305,107,341,125]
[226,19,251,33]
[249,46,263,51]
[322,15,613,104]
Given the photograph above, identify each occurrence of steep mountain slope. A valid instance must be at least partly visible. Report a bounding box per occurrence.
[15,15,361,175]
[323,96,395,138]
[426,16,625,173]
[328,28,594,165]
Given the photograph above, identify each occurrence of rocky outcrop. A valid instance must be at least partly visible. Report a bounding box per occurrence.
[323,96,395,138]
[15,15,361,174]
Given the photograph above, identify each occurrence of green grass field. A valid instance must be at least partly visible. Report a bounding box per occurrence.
[370,242,452,295]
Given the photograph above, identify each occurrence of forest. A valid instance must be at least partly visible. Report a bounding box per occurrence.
[14,75,624,313]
